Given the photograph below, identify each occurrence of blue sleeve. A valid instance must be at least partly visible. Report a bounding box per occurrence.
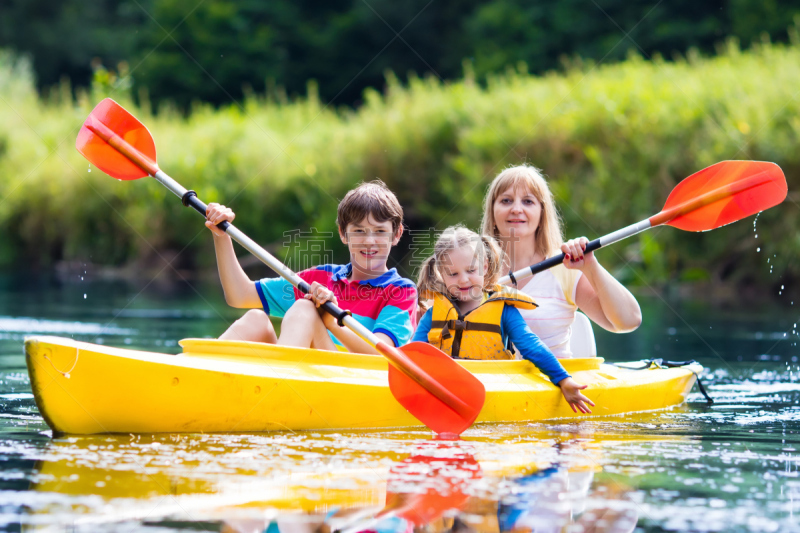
[373,305,414,347]
[254,278,297,317]
[410,308,433,343]
[502,306,570,385]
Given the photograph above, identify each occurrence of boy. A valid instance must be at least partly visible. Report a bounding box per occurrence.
[205,180,417,353]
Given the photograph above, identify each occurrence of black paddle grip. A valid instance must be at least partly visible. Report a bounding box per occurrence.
[297,281,351,327]
[182,190,231,232]
[528,238,603,276]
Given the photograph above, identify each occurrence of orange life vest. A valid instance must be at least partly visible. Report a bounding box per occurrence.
[427,285,537,360]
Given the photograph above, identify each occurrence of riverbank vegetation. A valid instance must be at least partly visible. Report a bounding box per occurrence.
[1,38,798,292]
[5,0,800,109]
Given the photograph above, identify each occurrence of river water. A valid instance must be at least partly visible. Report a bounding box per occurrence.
[0,273,798,532]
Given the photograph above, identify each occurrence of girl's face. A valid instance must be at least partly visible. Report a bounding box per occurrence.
[439,244,488,303]
[492,186,542,243]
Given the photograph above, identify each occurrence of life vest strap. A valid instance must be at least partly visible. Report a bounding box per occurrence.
[431,320,502,340]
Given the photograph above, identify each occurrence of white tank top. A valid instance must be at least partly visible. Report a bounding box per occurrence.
[516,267,581,359]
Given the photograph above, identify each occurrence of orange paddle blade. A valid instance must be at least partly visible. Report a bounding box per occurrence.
[388,342,485,436]
[76,98,157,180]
[385,445,481,525]
[653,161,787,231]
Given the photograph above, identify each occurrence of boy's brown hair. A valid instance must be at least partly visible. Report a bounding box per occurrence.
[337,180,404,233]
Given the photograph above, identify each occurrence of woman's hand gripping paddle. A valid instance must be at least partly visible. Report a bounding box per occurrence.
[500,160,788,285]
[76,98,485,436]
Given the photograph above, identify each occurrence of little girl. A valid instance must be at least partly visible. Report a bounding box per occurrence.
[412,225,595,413]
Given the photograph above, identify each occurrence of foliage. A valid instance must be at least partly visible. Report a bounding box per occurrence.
[6,0,800,109]
[0,40,798,291]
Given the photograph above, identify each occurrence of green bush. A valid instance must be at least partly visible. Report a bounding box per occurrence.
[0,40,798,290]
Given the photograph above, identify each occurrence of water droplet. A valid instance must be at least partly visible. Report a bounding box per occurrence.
[83,294,87,299]
[782,285,785,290]
[88,168,91,172]
[755,234,758,239]
[757,247,761,252]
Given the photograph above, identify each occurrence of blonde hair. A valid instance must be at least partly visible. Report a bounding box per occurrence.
[417,225,505,302]
[480,165,564,259]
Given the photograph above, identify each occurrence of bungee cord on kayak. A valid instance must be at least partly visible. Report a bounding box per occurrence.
[43,346,79,379]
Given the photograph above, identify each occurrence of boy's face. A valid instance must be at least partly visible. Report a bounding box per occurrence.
[339,214,402,279]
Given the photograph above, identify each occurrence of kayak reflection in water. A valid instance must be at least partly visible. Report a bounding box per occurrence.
[221,437,638,533]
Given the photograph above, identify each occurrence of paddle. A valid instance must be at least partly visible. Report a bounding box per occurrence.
[75,98,485,436]
[340,440,481,533]
[499,160,787,286]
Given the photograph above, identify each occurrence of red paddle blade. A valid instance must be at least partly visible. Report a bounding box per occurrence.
[388,342,485,435]
[655,161,787,231]
[76,98,157,180]
[386,447,481,525]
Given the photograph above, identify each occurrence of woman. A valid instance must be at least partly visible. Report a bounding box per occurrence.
[481,165,641,358]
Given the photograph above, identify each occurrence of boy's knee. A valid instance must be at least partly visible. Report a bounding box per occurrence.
[240,308,263,320]
[240,309,273,328]
[285,299,322,319]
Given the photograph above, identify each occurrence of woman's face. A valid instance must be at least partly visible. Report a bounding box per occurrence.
[492,186,542,244]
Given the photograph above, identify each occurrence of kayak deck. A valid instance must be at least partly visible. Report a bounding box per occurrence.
[24,336,700,435]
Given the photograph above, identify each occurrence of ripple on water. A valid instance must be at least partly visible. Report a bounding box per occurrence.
[0,316,137,336]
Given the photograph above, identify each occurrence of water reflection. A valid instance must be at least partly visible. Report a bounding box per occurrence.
[26,430,656,532]
[496,444,637,533]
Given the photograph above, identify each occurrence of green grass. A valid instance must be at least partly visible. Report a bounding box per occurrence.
[0,39,798,290]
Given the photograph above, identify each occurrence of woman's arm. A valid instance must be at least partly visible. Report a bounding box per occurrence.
[207,203,261,309]
[562,238,642,333]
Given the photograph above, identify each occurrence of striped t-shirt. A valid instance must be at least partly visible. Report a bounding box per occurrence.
[255,264,417,348]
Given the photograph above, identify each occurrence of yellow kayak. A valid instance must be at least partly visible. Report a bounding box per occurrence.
[24,335,700,435]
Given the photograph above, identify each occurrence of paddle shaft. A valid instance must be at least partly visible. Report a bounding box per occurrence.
[500,221,647,285]
[499,171,773,285]
[85,120,475,420]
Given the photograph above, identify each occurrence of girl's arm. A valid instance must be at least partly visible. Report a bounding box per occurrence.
[503,306,595,413]
[503,306,568,383]
[411,308,433,343]
[206,204,261,309]
[562,237,642,333]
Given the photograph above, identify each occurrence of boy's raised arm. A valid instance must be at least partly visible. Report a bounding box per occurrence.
[207,203,261,309]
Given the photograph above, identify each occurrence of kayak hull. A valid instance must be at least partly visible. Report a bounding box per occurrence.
[24,336,700,435]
